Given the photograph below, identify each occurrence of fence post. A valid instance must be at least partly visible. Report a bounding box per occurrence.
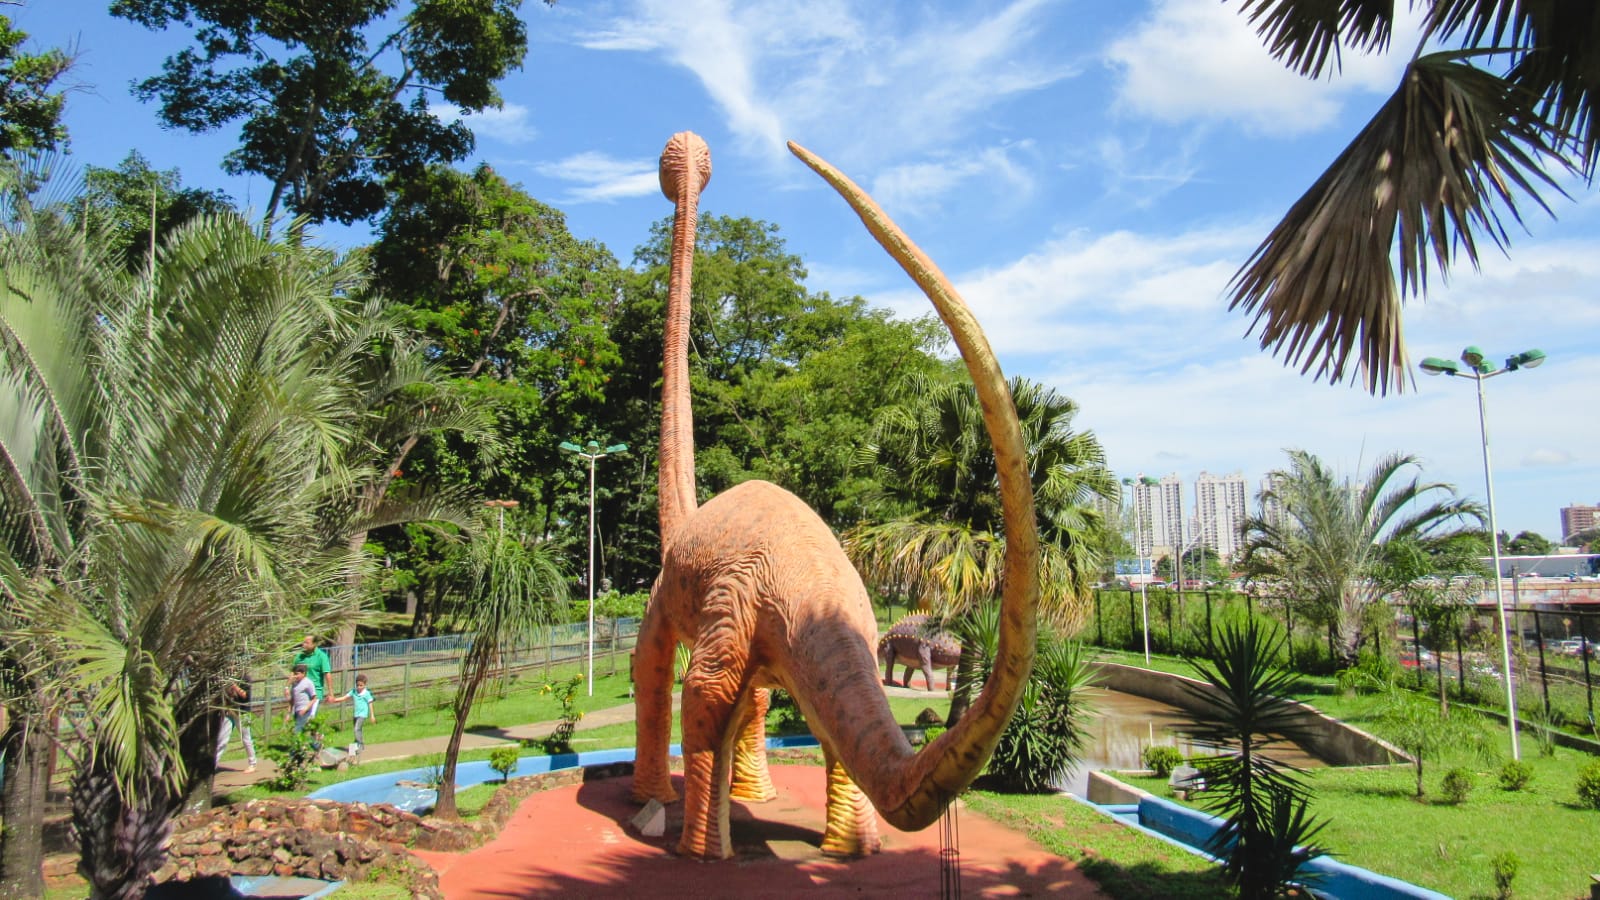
[1533,609,1551,718]
[1096,591,1104,647]
[403,660,412,717]
[1127,589,1136,652]
[1204,592,1212,643]
[1581,609,1595,727]
[1412,609,1424,690]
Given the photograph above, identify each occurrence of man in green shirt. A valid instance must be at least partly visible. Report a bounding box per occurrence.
[292,634,333,716]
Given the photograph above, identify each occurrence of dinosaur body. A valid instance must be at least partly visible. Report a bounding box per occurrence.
[631,132,1040,862]
[879,614,961,690]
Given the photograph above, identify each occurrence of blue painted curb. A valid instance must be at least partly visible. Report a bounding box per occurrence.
[307,735,821,812]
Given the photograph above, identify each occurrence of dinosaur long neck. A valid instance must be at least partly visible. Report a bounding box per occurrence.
[789,140,1040,829]
[658,133,711,546]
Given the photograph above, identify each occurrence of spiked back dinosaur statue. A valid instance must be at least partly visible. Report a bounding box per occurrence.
[879,614,961,691]
[631,131,1040,861]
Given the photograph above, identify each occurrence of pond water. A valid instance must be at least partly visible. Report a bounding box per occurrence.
[1058,686,1325,795]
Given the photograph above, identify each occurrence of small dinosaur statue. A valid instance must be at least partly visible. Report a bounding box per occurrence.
[878,614,961,691]
[631,131,1040,861]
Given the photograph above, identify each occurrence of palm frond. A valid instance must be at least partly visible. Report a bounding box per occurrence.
[1235,0,1397,79]
[1229,51,1571,395]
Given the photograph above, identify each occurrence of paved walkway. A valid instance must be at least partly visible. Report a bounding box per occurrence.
[414,762,1108,899]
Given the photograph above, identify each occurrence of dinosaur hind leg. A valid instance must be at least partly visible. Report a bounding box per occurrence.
[819,741,881,858]
[631,603,679,804]
[730,686,776,802]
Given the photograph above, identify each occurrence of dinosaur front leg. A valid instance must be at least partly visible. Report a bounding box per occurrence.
[730,686,776,802]
[631,605,679,804]
[675,625,750,860]
[919,644,936,691]
[819,742,881,858]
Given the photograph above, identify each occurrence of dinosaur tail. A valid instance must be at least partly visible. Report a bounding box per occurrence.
[657,132,713,543]
[789,140,1040,830]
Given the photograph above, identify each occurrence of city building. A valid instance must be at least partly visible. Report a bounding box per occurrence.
[1561,504,1599,542]
[1194,471,1249,563]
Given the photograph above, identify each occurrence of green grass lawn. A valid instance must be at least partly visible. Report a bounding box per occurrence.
[208,644,1600,900]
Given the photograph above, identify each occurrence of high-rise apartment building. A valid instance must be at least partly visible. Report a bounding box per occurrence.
[1195,471,1249,562]
[1561,504,1599,542]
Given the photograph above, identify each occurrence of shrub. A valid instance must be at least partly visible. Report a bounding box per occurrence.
[1577,760,1600,809]
[765,689,807,734]
[1497,759,1534,792]
[1440,767,1474,804]
[962,605,1097,793]
[1143,745,1184,777]
[488,746,520,783]
[540,675,585,754]
[262,717,325,791]
[1491,850,1518,900]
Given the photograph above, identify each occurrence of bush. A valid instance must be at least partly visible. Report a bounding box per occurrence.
[1440,767,1474,804]
[1143,745,1184,777]
[488,746,520,782]
[1497,759,1534,792]
[1491,850,1518,900]
[1577,760,1600,809]
[963,605,1097,793]
[262,717,325,791]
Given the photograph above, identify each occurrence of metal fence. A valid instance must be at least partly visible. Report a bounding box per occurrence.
[1085,588,1599,734]
[248,617,643,739]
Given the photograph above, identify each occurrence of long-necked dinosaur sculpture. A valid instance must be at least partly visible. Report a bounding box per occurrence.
[632,131,1040,861]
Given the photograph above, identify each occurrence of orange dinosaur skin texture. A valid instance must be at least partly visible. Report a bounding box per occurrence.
[631,131,1041,862]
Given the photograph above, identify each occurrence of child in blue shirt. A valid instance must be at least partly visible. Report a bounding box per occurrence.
[330,673,376,753]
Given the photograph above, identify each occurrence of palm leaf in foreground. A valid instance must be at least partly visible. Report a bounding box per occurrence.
[1229,50,1570,395]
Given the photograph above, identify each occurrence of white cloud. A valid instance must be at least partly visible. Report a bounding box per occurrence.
[534,152,661,202]
[578,0,1074,169]
[1105,0,1415,136]
[431,102,537,144]
[869,144,1034,217]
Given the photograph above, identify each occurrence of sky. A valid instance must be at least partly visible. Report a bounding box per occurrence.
[16,0,1600,541]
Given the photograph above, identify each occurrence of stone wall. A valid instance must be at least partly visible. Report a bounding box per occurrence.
[1089,661,1410,766]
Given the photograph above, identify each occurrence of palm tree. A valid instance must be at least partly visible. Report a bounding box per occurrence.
[1226,1,1593,395]
[0,159,486,897]
[1237,449,1482,666]
[432,516,567,820]
[1180,617,1328,899]
[847,374,1117,633]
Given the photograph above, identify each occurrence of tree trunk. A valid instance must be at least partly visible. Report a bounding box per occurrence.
[73,764,176,900]
[0,708,51,899]
[433,671,486,821]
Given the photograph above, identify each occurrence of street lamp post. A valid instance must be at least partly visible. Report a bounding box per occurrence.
[559,440,629,697]
[1124,476,1160,666]
[1421,346,1545,760]
[483,498,519,534]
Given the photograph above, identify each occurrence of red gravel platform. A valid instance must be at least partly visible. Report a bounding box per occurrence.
[413,763,1107,898]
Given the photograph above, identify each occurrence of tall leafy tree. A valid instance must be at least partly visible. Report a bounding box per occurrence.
[0,13,71,153]
[1238,449,1482,664]
[1226,0,1594,394]
[112,0,541,225]
[76,152,235,274]
[372,163,628,602]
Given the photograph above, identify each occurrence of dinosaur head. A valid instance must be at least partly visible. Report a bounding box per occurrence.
[660,131,713,203]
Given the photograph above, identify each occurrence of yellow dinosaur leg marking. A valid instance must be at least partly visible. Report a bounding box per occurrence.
[819,743,881,858]
[730,687,777,802]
